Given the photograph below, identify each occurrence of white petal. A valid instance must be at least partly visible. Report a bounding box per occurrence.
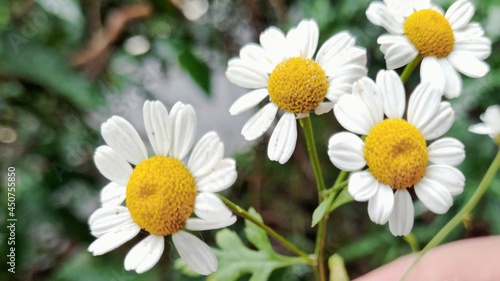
[425,165,465,196]
[428,137,465,166]
[389,189,414,236]
[88,206,135,237]
[322,46,367,73]
[348,171,378,202]
[412,0,432,11]
[380,38,419,69]
[143,100,169,156]
[229,89,269,115]
[226,59,269,88]
[346,46,368,66]
[480,105,500,133]
[241,103,278,140]
[419,102,454,140]
[448,52,490,78]
[366,2,405,34]
[440,59,463,99]
[420,57,446,94]
[325,83,352,104]
[100,182,126,207]
[259,26,287,64]
[193,192,233,221]
[172,231,218,275]
[468,123,494,135]
[267,113,297,164]
[376,70,405,119]
[186,216,237,231]
[407,82,441,130]
[453,37,492,60]
[326,64,367,84]
[368,183,394,225]
[88,223,140,255]
[196,159,237,193]
[94,145,132,186]
[415,178,453,214]
[334,95,375,135]
[386,0,424,17]
[316,32,355,67]
[239,43,274,73]
[286,19,319,58]
[188,132,224,178]
[352,77,384,124]
[260,26,286,48]
[124,235,164,274]
[101,116,148,165]
[314,102,334,115]
[168,102,197,160]
[470,104,500,137]
[328,132,366,171]
[378,34,415,55]
[454,22,485,42]
[445,0,475,30]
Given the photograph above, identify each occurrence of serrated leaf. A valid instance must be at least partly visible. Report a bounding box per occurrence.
[244,207,275,252]
[211,208,307,281]
[328,253,350,281]
[312,193,334,227]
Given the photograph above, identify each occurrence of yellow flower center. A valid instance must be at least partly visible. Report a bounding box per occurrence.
[364,119,428,189]
[404,9,454,58]
[268,57,329,114]
[126,156,197,235]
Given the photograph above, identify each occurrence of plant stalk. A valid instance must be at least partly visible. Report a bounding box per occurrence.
[300,117,327,281]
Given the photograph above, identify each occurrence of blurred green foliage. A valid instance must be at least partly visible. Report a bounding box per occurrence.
[0,0,499,280]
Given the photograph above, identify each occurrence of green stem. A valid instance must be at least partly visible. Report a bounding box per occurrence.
[400,55,422,83]
[218,194,313,264]
[399,149,500,281]
[323,180,348,196]
[299,117,327,281]
[333,171,348,188]
[403,233,420,253]
[300,117,327,195]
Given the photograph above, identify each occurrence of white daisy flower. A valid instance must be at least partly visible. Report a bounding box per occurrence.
[366,0,492,99]
[328,70,466,236]
[469,105,500,142]
[226,19,367,164]
[88,101,237,275]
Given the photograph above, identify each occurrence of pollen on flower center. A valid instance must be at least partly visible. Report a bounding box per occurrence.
[126,155,197,236]
[404,9,454,58]
[364,119,428,189]
[268,57,329,114]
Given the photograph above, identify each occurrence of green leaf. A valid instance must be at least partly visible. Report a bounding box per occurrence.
[0,4,9,31]
[245,208,275,252]
[328,188,354,213]
[178,49,210,95]
[312,192,334,227]
[210,208,307,281]
[0,33,100,108]
[312,187,354,227]
[328,253,350,281]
